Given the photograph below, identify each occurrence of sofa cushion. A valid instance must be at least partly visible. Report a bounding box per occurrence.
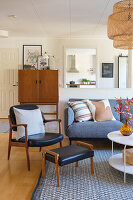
[86,99,115,122]
[69,99,120,121]
[68,100,92,122]
[108,100,120,121]
[67,120,123,138]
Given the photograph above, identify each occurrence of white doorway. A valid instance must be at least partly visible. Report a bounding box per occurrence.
[0,48,19,118]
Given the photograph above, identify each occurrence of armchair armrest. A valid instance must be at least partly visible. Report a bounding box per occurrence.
[42,112,61,123]
[41,113,62,147]
[42,113,62,135]
[8,115,28,142]
[76,141,93,150]
[11,124,27,128]
[8,115,27,128]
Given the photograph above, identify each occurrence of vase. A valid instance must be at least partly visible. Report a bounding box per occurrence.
[120,119,132,136]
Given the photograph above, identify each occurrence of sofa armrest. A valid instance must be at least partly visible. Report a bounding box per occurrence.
[64,106,74,136]
[64,106,74,126]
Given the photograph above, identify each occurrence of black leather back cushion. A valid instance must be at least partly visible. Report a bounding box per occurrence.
[10,104,39,131]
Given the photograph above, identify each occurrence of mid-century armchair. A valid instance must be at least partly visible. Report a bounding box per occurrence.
[8,104,63,171]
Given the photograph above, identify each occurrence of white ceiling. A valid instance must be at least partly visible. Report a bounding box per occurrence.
[0,0,120,38]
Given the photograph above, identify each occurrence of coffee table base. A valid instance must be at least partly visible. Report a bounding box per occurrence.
[109,153,133,183]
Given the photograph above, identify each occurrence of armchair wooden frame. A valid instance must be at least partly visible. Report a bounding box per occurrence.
[42,141,94,187]
[8,112,62,171]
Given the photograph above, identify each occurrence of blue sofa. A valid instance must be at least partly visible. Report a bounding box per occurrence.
[64,99,126,144]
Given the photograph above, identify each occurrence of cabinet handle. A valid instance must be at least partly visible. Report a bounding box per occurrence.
[35,80,37,84]
[39,80,42,84]
[13,82,18,86]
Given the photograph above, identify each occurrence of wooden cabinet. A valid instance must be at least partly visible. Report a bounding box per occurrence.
[18,70,59,103]
[39,70,58,103]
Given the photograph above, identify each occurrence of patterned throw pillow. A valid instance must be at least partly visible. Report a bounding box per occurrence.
[86,99,116,122]
[68,100,92,122]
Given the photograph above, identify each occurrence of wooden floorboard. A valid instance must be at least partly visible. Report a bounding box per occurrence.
[0,119,123,199]
[0,131,69,200]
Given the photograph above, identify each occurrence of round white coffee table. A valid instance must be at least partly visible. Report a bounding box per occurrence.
[107,131,133,183]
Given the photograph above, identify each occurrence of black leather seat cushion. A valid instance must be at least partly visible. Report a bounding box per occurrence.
[11,133,63,147]
[46,144,94,166]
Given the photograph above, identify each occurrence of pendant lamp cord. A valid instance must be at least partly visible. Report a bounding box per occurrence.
[68,0,72,39]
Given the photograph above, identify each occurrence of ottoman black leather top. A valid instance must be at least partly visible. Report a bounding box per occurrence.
[45,144,94,166]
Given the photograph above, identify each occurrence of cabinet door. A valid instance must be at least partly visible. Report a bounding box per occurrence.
[18,70,38,103]
[39,70,59,103]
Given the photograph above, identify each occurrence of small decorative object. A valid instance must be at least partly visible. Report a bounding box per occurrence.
[38,52,49,70]
[87,80,91,84]
[90,81,96,85]
[70,81,75,84]
[23,45,42,69]
[50,55,56,69]
[102,63,113,78]
[89,67,95,72]
[81,78,89,84]
[114,97,133,136]
[120,118,132,136]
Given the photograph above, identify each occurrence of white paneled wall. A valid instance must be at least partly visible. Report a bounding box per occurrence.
[0,37,131,135]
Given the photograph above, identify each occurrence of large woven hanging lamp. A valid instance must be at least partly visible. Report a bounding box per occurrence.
[113,39,133,49]
[107,0,133,49]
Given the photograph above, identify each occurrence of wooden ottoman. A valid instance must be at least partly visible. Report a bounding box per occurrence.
[42,141,94,186]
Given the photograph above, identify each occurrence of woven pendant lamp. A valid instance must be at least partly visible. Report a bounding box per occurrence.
[107,0,133,49]
[113,39,133,49]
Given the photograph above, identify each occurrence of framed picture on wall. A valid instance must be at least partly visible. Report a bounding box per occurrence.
[102,63,113,78]
[23,45,42,69]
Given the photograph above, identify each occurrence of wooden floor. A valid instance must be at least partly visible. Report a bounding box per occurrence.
[0,129,69,200]
[0,119,122,200]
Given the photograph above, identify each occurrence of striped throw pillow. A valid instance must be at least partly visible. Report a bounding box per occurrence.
[68,100,92,122]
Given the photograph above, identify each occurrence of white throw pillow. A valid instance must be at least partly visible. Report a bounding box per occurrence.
[13,107,45,140]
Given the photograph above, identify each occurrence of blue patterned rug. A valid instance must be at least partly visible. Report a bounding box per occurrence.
[31,150,133,200]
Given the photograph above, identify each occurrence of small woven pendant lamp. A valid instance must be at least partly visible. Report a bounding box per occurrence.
[107,0,133,49]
